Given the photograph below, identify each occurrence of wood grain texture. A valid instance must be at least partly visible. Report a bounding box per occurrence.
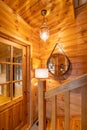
[0,100,24,130]
[0,36,29,129]
[0,1,40,127]
[0,0,40,58]
[65,91,70,130]
[81,85,87,130]
[0,0,87,128]
[40,3,87,121]
[47,116,81,130]
[51,96,57,130]
[38,80,46,130]
[45,74,87,99]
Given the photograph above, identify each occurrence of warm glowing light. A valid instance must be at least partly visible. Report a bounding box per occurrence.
[35,68,48,78]
[40,27,49,42]
[40,9,49,42]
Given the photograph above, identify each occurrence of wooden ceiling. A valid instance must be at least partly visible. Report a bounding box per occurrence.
[2,0,74,44]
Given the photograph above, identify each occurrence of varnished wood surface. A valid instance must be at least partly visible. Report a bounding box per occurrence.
[51,96,57,130]
[38,80,46,130]
[0,0,74,46]
[0,100,24,130]
[0,1,40,126]
[0,0,87,128]
[81,85,87,130]
[38,74,85,130]
[65,91,70,130]
[47,116,81,130]
[0,0,40,58]
[30,116,81,130]
[0,37,30,129]
[41,3,87,124]
[45,73,87,99]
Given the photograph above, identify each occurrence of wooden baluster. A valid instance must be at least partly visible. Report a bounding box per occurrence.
[52,95,57,130]
[81,85,87,130]
[64,91,70,130]
[38,80,46,130]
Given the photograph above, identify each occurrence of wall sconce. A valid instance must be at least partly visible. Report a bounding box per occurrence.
[40,9,49,42]
[35,68,48,79]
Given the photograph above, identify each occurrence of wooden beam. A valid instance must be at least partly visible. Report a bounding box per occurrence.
[52,96,57,130]
[38,80,46,130]
[81,85,87,130]
[64,91,70,130]
[45,74,87,99]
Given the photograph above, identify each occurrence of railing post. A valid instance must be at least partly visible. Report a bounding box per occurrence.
[38,80,46,130]
[52,95,57,130]
[64,91,70,130]
[81,85,87,130]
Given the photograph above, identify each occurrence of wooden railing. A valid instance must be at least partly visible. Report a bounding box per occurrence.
[38,74,87,130]
[74,0,87,8]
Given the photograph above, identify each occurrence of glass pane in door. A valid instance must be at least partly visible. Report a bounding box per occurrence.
[0,84,10,105]
[0,43,11,62]
[13,47,22,63]
[13,65,22,80]
[13,82,22,98]
[0,64,10,83]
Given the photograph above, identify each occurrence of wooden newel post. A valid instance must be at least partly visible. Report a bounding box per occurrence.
[38,80,46,130]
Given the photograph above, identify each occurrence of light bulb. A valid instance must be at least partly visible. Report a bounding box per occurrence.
[40,9,49,42]
[40,24,49,42]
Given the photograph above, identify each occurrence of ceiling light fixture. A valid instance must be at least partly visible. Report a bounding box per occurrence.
[40,9,49,42]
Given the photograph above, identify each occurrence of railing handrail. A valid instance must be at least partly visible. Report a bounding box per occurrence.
[45,73,87,99]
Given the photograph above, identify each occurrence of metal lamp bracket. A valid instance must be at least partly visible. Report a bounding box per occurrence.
[41,9,47,16]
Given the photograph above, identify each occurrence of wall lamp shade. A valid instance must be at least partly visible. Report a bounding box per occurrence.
[40,9,49,42]
[35,68,48,78]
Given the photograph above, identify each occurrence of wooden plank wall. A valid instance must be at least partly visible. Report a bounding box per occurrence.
[0,1,40,129]
[40,3,87,88]
[40,3,87,129]
[0,0,40,58]
[0,100,24,130]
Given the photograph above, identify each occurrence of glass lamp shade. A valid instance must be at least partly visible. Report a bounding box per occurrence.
[40,24,49,42]
[35,68,48,78]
